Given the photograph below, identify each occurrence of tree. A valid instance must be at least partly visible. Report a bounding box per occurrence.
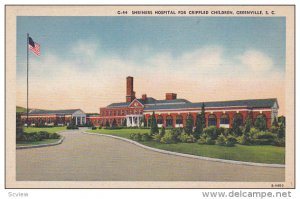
[272,117,279,127]
[122,118,127,127]
[150,111,159,135]
[112,119,117,128]
[185,113,193,135]
[244,115,252,134]
[254,115,267,131]
[278,116,285,138]
[201,103,206,129]
[194,113,203,139]
[16,113,23,140]
[140,115,145,127]
[105,120,110,128]
[241,116,252,145]
[232,117,243,136]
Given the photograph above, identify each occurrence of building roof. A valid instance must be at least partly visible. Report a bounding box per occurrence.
[106,98,190,108]
[107,102,131,108]
[106,97,278,111]
[28,109,84,115]
[144,98,278,111]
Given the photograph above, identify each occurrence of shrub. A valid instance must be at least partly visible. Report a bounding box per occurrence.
[197,134,207,144]
[160,131,177,144]
[16,113,23,140]
[216,134,226,146]
[197,134,215,145]
[203,126,219,140]
[160,127,166,137]
[278,123,285,138]
[252,131,276,145]
[67,124,78,129]
[129,133,135,140]
[225,135,237,147]
[141,133,151,142]
[273,138,285,147]
[98,126,102,129]
[249,127,259,137]
[237,135,251,145]
[153,133,162,142]
[38,131,50,139]
[224,128,232,136]
[178,133,195,143]
[254,115,267,131]
[205,137,216,145]
[91,126,97,130]
[49,133,61,139]
[129,133,143,141]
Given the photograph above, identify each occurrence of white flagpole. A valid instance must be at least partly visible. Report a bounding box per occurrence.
[26,33,29,127]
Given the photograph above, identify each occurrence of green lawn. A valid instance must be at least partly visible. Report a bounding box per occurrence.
[24,126,66,134]
[87,128,285,164]
[16,106,27,113]
[17,138,61,147]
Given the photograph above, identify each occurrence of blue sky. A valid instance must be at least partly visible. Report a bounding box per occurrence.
[16,16,286,113]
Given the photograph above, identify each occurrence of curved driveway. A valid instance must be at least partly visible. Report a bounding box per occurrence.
[16,130,284,181]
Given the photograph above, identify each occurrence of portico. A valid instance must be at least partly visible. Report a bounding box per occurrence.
[126,114,143,127]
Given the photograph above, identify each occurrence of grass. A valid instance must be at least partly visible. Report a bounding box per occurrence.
[17,127,66,147]
[87,128,285,164]
[17,139,61,147]
[23,126,66,134]
[16,106,28,113]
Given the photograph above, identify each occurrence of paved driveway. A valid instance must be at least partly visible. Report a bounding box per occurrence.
[16,130,284,181]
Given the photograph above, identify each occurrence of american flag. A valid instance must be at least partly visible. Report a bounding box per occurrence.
[28,37,40,56]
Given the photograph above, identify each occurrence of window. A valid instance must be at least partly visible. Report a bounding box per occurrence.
[220,114,229,124]
[176,115,183,124]
[208,114,217,126]
[157,115,163,124]
[166,116,173,127]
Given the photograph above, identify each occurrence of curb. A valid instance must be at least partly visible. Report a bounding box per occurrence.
[16,130,66,150]
[83,131,285,168]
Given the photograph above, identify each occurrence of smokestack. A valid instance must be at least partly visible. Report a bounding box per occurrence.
[126,76,135,102]
[165,93,177,100]
[142,94,147,101]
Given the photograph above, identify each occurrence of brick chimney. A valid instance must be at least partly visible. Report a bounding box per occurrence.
[142,94,147,101]
[126,76,135,102]
[165,93,177,100]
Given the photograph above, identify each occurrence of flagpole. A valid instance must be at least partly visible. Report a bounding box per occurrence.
[26,33,29,128]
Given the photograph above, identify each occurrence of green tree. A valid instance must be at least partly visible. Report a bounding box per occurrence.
[185,113,193,135]
[201,103,206,128]
[244,115,252,134]
[232,117,243,136]
[241,116,252,145]
[254,115,267,131]
[105,120,110,128]
[112,119,117,128]
[278,118,285,138]
[122,118,127,127]
[16,113,23,140]
[140,115,145,127]
[272,117,279,127]
[194,113,203,139]
[150,111,159,135]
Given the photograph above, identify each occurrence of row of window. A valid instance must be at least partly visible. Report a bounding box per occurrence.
[101,109,143,116]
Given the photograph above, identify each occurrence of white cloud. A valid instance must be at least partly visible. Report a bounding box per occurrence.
[17,40,283,113]
[238,50,273,72]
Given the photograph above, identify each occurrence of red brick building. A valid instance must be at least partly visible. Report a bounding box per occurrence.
[21,109,86,126]
[88,77,279,129]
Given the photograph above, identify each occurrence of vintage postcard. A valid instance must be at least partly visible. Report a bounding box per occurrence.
[5,5,295,188]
